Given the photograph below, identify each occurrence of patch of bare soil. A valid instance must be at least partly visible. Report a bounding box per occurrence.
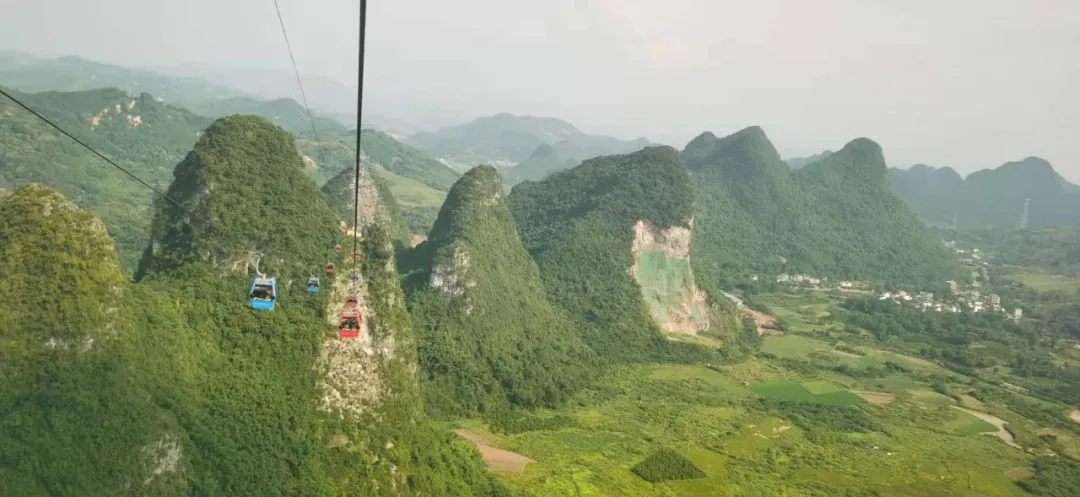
[1070,410,1080,424]
[410,235,427,247]
[952,406,1022,450]
[852,391,896,405]
[744,308,781,336]
[455,429,535,473]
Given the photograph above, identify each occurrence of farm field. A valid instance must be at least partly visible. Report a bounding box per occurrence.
[1003,271,1080,294]
[476,352,1045,496]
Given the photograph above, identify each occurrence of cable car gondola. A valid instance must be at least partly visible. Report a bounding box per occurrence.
[249,276,278,310]
[346,294,358,308]
[326,262,335,275]
[339,309,362,339]
[333,244,342,254]
[306,275,321,293]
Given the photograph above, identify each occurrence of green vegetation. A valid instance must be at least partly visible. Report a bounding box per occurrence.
[0,52,243,109]
[407,112,647,164]
[0,160,507,494]
[752,381,868,406]
[837,297,1080,406]
[492,364,1032,496]
[186,96,347,138]
[1018,458,1080,496]
[0,87,210,270]
[399,166,595,417]
[321,164,410,244]
[889,158,1080,229]
[684,126,967,290]
[509,146,734,363]
[503,143,575,185]
[938,226,1080,276]
[299,130,457,235]
[887,164,966,226]
[135,115,340,280]
[784,149,833,169]
[1004,272,1080,294]
[630,448,707,483]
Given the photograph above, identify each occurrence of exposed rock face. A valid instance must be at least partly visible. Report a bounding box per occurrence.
[630,219,710,335]
[428,245,476,311]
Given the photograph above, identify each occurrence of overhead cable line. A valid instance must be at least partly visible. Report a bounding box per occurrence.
[272,0,323,146]
[352,0,368,265]
[0,87,206,223]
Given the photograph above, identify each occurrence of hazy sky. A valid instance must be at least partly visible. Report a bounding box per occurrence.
[2,0,1078,180]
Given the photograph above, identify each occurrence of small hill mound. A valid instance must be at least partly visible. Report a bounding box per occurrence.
[136,115,340,280]
[686,127,965,289]
[322,163,410,245]
[299,131,457,235]
[510,146,732,362]
[399,165,595,416]
[188,96,347,138]
[406,113,649,166]
[0,184,125,347]
[503,143,575,185]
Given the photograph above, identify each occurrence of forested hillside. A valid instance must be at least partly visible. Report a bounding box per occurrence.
[502,143,576,185]
[322,163,411,245]
[298,130,458,235]
[889,158,1080,229]
[407,112,648,166]
[886,164,965,226]
[784,150,832,169]
[186,96,347,138]
[509,146,739,363]
[0,86,210,270]
[0,52,242,108]
[399,166,595,417]
[0,116,507,495]
[685,126,966,289]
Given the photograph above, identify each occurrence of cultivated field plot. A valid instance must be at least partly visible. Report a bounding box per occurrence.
[455,428,536,473]
[1003,271,1080,293]
[752,381,868,406]
[492,364,1031,497]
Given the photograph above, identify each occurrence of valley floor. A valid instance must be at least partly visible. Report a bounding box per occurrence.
[444,291,1080,497]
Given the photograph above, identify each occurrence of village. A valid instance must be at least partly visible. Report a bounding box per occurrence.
[765,240,1022,320]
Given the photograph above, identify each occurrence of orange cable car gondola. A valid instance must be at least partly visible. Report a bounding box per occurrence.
[338,308,362,339]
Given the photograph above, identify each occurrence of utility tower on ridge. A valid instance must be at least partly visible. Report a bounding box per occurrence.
[1018,198,1030,230]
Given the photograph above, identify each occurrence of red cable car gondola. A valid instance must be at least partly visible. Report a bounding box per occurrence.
[334,244,342,254]
[346,294,358,308]
[326,262,335,275]
[339,309,362,339]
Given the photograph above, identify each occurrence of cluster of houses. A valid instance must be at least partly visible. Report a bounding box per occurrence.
[877,287,1021,320]
[775,273,824,286]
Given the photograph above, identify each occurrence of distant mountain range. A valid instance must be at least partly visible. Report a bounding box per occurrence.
[888,157,1080,229]
[405,113,649,168]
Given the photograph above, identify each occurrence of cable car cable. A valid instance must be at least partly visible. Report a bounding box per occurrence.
[351,0,368,268]
[271,0,323,147]
[0,87,207,224]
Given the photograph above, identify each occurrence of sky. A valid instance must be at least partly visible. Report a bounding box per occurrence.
[2,0,1078,180]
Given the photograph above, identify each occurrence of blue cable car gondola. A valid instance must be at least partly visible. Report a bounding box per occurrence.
[249,276,278,310]
[306,275,321,294]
